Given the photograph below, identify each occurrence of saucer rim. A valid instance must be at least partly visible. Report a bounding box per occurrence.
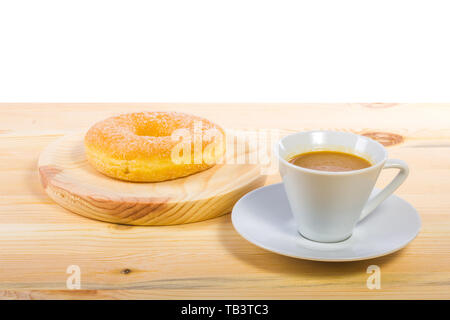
[231,183,421,262]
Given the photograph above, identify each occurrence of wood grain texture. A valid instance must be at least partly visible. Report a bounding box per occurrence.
[0,103,450,300]
[38,132,266,225]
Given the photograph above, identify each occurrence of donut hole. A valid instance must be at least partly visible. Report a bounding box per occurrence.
[133,122,175,137]
[134,126,171,137]
[128,113,176,137]
[128,112,194,138]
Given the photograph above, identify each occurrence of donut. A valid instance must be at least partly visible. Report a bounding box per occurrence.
[84,112,225,182]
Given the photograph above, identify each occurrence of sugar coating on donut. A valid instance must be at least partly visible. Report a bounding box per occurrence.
[84,111,225,182]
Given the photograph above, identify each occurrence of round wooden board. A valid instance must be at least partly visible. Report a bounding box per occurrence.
[38,132,267,225]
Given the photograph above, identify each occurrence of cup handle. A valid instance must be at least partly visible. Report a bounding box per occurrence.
[359,159,409,221]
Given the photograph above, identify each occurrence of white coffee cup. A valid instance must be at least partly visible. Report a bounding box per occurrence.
[277,130,409,243]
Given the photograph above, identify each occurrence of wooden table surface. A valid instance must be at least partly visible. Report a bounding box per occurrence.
[1,103,449,300]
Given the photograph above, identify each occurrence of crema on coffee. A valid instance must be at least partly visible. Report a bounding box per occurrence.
[288,150,372,172]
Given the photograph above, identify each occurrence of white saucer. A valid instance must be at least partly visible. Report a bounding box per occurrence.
[231,183,421,262]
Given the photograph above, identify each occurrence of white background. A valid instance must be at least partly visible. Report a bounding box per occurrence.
[0,0,449,102]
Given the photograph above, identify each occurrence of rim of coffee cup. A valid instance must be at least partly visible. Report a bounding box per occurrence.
[277,130,388,176]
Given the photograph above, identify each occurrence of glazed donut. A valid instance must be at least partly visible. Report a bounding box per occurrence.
[84,112,225,182]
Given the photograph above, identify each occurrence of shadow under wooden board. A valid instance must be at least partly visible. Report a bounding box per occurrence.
[38,132,267,225]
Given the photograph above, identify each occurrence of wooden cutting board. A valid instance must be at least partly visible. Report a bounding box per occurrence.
[38,132,267,225]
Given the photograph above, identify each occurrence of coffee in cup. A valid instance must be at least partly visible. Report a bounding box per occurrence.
[288,150,372,172]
